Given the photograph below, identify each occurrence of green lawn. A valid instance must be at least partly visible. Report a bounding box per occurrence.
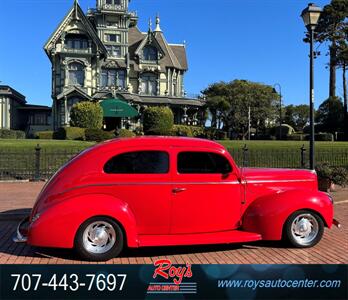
[218,140,348,150]
[0,139,95,180]
[0,139,95,150]
[218,140,348,169]
[0,139,348,180]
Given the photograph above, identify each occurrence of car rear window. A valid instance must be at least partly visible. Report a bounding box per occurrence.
[177,152,232,174]
[104,151,169,174]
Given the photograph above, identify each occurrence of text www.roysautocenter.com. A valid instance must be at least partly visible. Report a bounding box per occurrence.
[217,279,341,290]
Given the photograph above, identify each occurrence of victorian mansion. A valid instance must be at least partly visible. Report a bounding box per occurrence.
[45,0,204,130]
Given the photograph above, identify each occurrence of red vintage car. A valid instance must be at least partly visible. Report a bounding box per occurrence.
[14,137,340,261]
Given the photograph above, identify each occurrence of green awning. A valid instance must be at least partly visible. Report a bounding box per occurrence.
[100,99,139,118]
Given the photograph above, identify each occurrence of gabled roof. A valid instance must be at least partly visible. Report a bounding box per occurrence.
[128,26,188,71]
[134,31,166,58]
[154,31,183,70]
[44,1,107,58]
[56,86,92,100]
[170,44,188,70]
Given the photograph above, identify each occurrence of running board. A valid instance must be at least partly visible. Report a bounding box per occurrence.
[138,230,262,247]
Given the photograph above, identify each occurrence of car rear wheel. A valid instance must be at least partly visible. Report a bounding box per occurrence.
[284,210,324,248]
[75,217,124,261]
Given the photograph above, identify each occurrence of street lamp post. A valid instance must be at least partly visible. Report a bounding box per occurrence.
[273,84,282,140]
[301,3,322,170]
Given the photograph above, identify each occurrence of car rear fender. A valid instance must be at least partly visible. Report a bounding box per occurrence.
[28,194,139,249]
[242,189,333,240]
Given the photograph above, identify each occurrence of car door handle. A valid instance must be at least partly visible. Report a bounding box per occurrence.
[172,187,187,194]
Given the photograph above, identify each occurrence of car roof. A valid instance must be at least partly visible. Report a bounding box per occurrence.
[91,136,225,152]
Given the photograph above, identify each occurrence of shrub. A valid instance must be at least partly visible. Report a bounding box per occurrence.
[15,130,25,139]
[304,133,334,141]
[0,129,25,139]
[143,106,174,135]
[70,101,103,129]
[53,127,85,140]
[190,126,205,138]
[133,126,144,136]
[270,124,295,139]
[286,134,305,141]
[85,128,114,142]
[204,128,228,140]
[316,133,334,141]
[35,131,54,139]
[117,129,136,138]
[172,125,193,137]
[316,163,348,186]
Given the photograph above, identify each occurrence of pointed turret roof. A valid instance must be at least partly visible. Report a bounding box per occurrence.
[44,0,107,58]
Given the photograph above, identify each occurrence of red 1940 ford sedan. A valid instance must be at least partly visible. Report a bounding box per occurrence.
[13,137,340,261]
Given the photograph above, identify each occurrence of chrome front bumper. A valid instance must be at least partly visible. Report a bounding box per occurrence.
[12,216,30,243]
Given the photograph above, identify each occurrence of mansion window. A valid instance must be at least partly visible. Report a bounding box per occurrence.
[142,46,158,61]
[66,35,88,49]
[106,34,121,43]
[105,0,121,5]
[101,69,126,88]
[141,73,157,96]
[29,113,48,126]
[68,62,85,86]
[106,21,119,28]
[173,78,178,97]
[106,45,122,57]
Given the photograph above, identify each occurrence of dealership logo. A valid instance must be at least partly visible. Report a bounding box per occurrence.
[147,259,197,294]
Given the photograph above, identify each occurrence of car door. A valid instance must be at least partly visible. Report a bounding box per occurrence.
[170,147,242,234]
[102,147,172,235]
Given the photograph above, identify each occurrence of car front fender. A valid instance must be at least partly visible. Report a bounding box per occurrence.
[242,189,333,240]
[27,194,139,249]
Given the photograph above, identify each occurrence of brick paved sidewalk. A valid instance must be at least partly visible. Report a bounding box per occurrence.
[0,182,347,264]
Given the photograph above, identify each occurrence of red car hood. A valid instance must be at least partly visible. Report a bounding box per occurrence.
[241,167,317,183]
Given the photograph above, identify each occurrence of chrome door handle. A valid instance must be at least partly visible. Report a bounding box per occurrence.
[172,187,187,194]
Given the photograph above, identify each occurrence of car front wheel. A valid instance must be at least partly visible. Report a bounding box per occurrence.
[75,217,124,261]
[284,210,324,248]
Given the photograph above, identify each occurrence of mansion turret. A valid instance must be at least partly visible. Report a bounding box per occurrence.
[45,0,203,130]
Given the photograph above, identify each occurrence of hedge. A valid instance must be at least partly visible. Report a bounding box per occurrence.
[204,128,228,140]
[286,134,305,141]
[303,133,334,142]
[117,129,136,138]
[35,131,54,139]
[143,107,174,135]
[0,129,25,139]
[85,128,115,142]
[172,125,193,137]
[53,127,86,140]
[70,101,103,129]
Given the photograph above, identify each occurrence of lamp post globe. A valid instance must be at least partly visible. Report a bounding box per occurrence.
[301,3,322,170]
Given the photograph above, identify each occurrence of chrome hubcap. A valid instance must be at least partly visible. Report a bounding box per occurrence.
[83,221,116,254]
[291,214,319,245]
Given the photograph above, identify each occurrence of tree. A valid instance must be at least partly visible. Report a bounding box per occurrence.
[283,104,310,131]
[205,95,230,129]
[315,96,344,134]
[315,0,348,97]
[143,106,174,135]
[337,36,348,138]
[202,80,279,138]
[70,101,103,129]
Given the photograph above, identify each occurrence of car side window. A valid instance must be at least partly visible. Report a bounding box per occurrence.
[104,151,169,174]
[177,152,232,174]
